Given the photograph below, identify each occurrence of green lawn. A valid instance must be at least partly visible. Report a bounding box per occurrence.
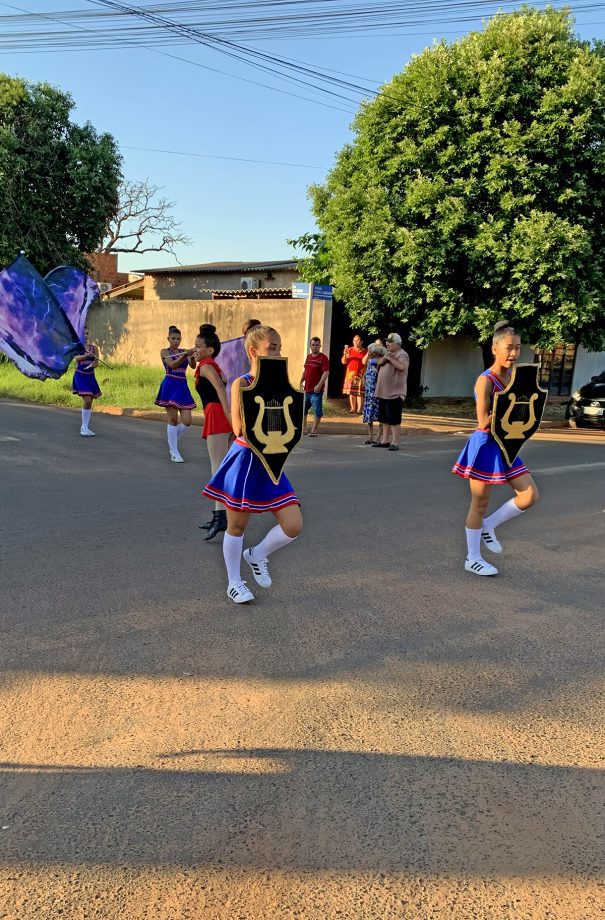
[0,361,168,411]
[0,361,346,416]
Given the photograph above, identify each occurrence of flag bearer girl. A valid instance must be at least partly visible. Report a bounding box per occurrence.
[194,323,233,541]
[452,321,539,576]
[202,324,303,604]
[72,327,101,436]
[155,325,196,463]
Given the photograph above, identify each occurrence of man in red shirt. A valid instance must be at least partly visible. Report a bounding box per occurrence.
[300,336,330,437]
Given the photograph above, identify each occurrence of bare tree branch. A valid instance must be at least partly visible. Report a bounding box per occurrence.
[100,178,192,257]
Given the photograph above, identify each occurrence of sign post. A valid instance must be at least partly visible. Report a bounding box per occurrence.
[292,282,333,350]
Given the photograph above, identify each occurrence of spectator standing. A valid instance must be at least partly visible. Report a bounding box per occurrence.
[341,335,368,413]
[362,343,385,444]
[301,336,330,437]
[373,333,409,451]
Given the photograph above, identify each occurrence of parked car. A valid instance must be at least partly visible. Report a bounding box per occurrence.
[566,371,605,428]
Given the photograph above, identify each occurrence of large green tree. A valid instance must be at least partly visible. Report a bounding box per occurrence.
[304,8,605,349]
[0,74,122,274]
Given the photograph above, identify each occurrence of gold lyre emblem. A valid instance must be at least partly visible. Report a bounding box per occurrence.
[491,364,547,466]
[240,356,304,484]
[252,395,296,454]
[501,393,539,439]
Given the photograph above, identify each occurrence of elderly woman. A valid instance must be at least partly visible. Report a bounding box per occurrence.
[362,343,385,443]
[341,335,368,413]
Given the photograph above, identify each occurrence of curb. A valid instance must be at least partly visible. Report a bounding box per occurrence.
[2,399,601,438]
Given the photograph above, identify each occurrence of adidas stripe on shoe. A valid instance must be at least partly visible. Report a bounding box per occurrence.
[481,529,502,554]
[227,581,255,604]
[243,548,272,587]
[465,558,498,577]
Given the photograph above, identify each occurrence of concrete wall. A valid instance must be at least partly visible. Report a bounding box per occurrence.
[144,269,299,301]
[420,336,535,397]
[87,297,332,381]
[571,346,605,392]
[420,336,484,397]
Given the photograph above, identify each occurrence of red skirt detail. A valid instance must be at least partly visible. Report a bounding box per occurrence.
[202,402,233,439]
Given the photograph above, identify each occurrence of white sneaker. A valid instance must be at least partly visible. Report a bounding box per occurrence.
[243,548,272,587]
[80,427,95,437]
[481,529,502,553]
[465,558,498,576]
[170,451,184,463]
[227,581,255,604]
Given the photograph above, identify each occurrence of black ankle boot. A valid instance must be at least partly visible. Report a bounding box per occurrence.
[198,517,213,530]
[204,510,227,541]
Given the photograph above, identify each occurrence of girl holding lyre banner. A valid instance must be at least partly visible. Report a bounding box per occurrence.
[202,324,303,605]
[452,322,540,577]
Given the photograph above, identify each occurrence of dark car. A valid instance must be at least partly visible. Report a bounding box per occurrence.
[566,371,605,428]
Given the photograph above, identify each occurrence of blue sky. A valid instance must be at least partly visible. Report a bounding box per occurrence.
[2,1,605,273]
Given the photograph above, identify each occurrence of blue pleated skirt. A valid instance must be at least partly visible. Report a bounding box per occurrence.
[203,438,300,513]
[72,369,101,398]
[452,429,529,483]
[155,375,196,410]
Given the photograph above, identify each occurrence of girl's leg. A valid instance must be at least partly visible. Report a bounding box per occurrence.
[224,510,253,602]
[207,433,231,511]
[366,421,373,443]
[464,479,497,574]
[81,395,94,434]
[243,505,303,588]
[166,407,181,459]
[177,409,192,441]
[349,394,355,412]
[481,474,539,551]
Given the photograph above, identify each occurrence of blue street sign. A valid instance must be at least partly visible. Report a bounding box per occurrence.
[292,282,310,299]
[312,284,333,300]
[292,282,333,300]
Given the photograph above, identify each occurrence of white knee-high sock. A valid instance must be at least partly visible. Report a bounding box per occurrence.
[167,424,179,454]
[465,527,482,561]
[251,524,296,560]
[483,498,524,532]
[223,533,243,585]
[81,408,92,428]
[177,422,189,440]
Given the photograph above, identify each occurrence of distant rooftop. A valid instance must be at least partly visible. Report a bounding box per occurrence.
[141,259,298,275]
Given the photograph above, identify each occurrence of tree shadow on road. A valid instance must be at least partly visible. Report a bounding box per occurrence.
[0,748,603,876]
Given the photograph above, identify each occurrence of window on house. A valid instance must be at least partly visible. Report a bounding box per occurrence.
[535,345,576,396]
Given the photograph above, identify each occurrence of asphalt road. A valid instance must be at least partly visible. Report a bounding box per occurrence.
[1,401,604,920]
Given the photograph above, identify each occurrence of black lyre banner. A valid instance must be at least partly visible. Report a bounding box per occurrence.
[491,363,547,466]
[240,356,304,484]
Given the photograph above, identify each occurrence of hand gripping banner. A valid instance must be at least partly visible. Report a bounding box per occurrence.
[491,363,547,466]
[240,356,304,484]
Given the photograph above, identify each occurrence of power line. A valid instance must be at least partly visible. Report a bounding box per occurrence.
[120,143,323,167]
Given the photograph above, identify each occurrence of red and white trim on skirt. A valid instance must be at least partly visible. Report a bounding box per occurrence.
[202,482,299,513]
[452,463,529,483]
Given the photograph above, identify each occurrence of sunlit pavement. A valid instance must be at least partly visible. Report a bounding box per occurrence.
[1,401,603,919]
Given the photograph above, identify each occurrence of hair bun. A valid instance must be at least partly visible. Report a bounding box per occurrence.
[199,323,216,335]
[493,320,511,332]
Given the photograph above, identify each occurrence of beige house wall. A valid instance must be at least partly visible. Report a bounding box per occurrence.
[144,269,299,301]
[87,297,332,380]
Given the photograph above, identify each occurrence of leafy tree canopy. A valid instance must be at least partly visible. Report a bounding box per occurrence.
[0,74,122,275]
[304,8,605,349]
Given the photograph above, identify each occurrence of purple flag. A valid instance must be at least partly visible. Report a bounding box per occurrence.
[218,335,249,405]
[0,254,98,380]
[45,264,99,344]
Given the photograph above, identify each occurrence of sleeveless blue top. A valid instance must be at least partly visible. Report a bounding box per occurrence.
[163,348,188,378]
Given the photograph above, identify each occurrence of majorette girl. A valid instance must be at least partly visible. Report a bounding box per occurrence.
[72,327,101,436]
[202,324,303,604]
[194,323,233,541]
[155,325,196,463]
[452,321,539,576]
